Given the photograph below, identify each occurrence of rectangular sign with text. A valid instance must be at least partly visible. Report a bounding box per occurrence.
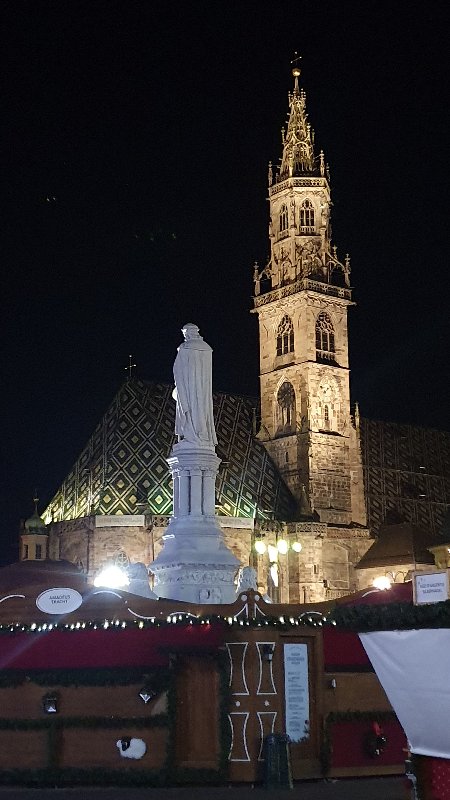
[284,643,310,743]
[413,569,449,605]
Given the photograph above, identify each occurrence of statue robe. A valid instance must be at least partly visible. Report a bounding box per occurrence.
[173,336,217,447]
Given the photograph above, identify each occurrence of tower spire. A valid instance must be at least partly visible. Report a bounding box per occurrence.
[280,59,315,178]
[253,61,351,297]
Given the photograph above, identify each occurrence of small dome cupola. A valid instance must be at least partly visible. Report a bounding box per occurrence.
[24,497,47,534]
[21,495,48,561]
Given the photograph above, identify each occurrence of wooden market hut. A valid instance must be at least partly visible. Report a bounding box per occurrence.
[0,560,406,786]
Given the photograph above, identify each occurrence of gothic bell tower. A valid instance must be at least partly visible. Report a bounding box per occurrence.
[253,64,365,527]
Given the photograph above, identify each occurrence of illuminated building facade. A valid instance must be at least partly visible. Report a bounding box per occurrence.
[22,69,450,601]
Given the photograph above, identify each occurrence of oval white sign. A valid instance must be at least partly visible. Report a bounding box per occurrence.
[36,587,83,615]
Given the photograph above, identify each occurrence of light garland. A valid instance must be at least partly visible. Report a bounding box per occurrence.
[3,595,445,635]
[0,612,334,635]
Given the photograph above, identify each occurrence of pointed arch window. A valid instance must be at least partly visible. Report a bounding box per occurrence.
[279,204,288,233]
[315,312,335,362]
[300,199,315,232]
[276,381,296,435]
[276,315,294,356]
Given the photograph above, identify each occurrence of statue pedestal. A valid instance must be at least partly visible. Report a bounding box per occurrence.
[150,442,240,604]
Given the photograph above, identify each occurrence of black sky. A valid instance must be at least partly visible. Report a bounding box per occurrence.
[1,0,449,562]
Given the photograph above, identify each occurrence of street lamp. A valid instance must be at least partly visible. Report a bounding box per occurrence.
[372,570,406,591]
[94,565,130,589]
[254,536,303,602]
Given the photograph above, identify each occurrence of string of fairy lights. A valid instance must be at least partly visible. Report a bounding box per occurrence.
[0,612,335,634]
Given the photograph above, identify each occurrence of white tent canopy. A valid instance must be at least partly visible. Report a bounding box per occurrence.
[360,629,450,759]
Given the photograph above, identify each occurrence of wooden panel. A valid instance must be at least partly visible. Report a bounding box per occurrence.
[227,630,283,782]
[280,632,323,780]
[227,628,323,783]
[174,656,220,769]
[0,730,47,768]
[323,672,392,716]
[0,683,166,719]
[61,726,167,768]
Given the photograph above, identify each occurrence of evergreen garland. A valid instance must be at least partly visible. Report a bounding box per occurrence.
[330,599,450,632]
[0,714,168,731]
[0,665,169,689]
[0,767,165,788]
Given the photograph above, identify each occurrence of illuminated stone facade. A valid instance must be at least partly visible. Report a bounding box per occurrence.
[252,68,364,530]
[21,69,449,602]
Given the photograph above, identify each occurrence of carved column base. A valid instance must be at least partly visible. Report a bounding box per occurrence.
[149,442,240,604]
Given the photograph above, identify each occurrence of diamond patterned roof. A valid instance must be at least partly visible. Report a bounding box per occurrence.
[360,418,450,535]
[45,380,298,523]
[43,381,450,535]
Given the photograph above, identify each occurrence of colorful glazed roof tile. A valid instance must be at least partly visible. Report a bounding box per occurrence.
[43,382,450,535]
[360,418,450,535]
[44,380,298,523]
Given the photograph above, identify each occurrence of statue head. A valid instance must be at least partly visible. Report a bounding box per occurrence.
[181,323,200,340]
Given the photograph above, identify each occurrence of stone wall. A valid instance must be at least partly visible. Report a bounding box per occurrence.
[48,513,372,603]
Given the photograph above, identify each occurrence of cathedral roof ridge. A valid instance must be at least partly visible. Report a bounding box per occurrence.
[131,376,259,406]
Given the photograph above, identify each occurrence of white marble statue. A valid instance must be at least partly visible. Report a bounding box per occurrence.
[150,322,240,604]
[173,323,217,447]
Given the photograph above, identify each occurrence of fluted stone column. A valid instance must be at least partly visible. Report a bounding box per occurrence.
[150,442,240,604]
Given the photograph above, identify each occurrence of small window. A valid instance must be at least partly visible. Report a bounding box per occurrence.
[276,315,294,356]
[300,199,315,231]
[276,381,296,434]
[279,204,288,232]
[315,312,335,361]
[23,544,29,560]
[35,544,42,560]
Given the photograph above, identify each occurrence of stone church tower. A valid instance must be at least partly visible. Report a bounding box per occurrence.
[253,65,366,530]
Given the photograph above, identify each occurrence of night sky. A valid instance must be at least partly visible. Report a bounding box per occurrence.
[1,1,449,563]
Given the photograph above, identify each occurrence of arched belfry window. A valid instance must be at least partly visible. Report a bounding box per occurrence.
[276,315,294,356]
[315,312,335,362]
[300,199,315,232]
[279,204,288,233]
[276,381,296,435]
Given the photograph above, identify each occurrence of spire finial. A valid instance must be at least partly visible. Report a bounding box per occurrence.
[33,490,39,514]
[291,51,302,92]
[125,354,137,381]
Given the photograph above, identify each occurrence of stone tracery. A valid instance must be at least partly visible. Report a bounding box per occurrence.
[315,312,335,362]
[275,381,296,437]
[276,315,294,356]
